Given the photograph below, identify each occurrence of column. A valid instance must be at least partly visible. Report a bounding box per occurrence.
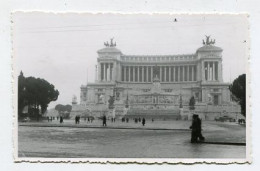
[133,66,136,82]
[213,62,215,81]
[146,66,149,82]
[98,63,101,81]
[178,66,180,82]
[169,66,171,82]
[187,65,190,81]
[124,66,126,82]
[164,66,167,82]
[202,62,205,81]
[138,66,140,82]
[142,66,144,82]
[103,63,106,81]
[108,63,111,81]
[207,62,210,81]
[128,66,131,82]
[112,63,115,81]
[151,66,153,81]
[182,66,185,82]
[160,66,162,81]
[191,66,194,81]
[173,66,175,82]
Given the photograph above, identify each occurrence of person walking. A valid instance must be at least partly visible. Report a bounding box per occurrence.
[142,118,146,126]
[75,116,77,124]
[190,114,198,143]
[190,114,205,143]
[197,116,205,141]
[103,115,107,126]
[60,116,63,124]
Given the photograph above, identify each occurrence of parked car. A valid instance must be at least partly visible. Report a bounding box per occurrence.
[21,117,30,122]
[215,116,236,122]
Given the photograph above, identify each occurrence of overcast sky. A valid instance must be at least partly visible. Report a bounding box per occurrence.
[13,13,248,109]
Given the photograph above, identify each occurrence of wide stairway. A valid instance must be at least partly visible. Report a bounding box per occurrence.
[126,108,181,120]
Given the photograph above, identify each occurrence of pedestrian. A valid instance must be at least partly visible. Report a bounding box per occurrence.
[197,117,205,141]
[190,114,205,143]
[190,114,199,143]
[88,117,90,122]
[78,116,80,124]
[103,115,107,126]
[75,116,77,124]
[142,118,146,126]
[139,117,141,122]
[60,116,63,124]
[126,118,129,123]
[152,118,154,122]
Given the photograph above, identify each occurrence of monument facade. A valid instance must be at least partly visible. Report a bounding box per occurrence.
[71,36,241,120]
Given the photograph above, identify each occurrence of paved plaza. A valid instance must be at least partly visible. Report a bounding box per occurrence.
[18,120,246,158]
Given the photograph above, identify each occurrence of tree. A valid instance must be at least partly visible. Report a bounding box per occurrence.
[18,71,26,115]
[229,74,246,116]
[189,96,196,110]
[55,104,72,118]
[18,71,59,118]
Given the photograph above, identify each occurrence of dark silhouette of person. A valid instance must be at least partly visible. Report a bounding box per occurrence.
[75,116,77,124]
[142,118,146,126]
[78,116,80,124]
[190,114,199,143]
[60,116,63,124]
[152,118,154,122]
[197,117,205,141]
[190,114,205,143]
[126,118,129,123]
[139,117,141,122]
[103,115,107,126]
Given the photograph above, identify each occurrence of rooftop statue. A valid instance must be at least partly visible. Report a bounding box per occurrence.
[203,35,216,45]
[104,38,117,47]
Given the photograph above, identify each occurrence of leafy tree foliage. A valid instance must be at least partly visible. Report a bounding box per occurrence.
[189,96,196,110]
[55,104,72,118]
[229,74,246,116]
[18,71,59,118]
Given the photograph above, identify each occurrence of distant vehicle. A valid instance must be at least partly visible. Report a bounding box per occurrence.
[215,116,236,122]
[21,117,30,122]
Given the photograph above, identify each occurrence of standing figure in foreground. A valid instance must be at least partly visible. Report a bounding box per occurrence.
[190,114,204,143]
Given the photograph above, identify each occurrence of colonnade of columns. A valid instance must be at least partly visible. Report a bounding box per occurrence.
[121,65,197,82]
[204,61,219,81]
[100,63,115,82]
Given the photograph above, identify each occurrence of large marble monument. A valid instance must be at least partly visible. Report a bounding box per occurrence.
[71,36,241,120]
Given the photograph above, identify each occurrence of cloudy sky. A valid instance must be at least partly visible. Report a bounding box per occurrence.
[13,13,249,109]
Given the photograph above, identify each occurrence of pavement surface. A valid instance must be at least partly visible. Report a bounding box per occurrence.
[18,120,246,158]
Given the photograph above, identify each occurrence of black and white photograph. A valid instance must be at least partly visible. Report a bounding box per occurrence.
[13,13,249,162]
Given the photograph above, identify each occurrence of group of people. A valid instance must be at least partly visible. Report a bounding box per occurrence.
[121,117,129,123]
[238,118,246,124]
[133,117,146,126]
[75,115,80,124]
[190,114,205,143]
